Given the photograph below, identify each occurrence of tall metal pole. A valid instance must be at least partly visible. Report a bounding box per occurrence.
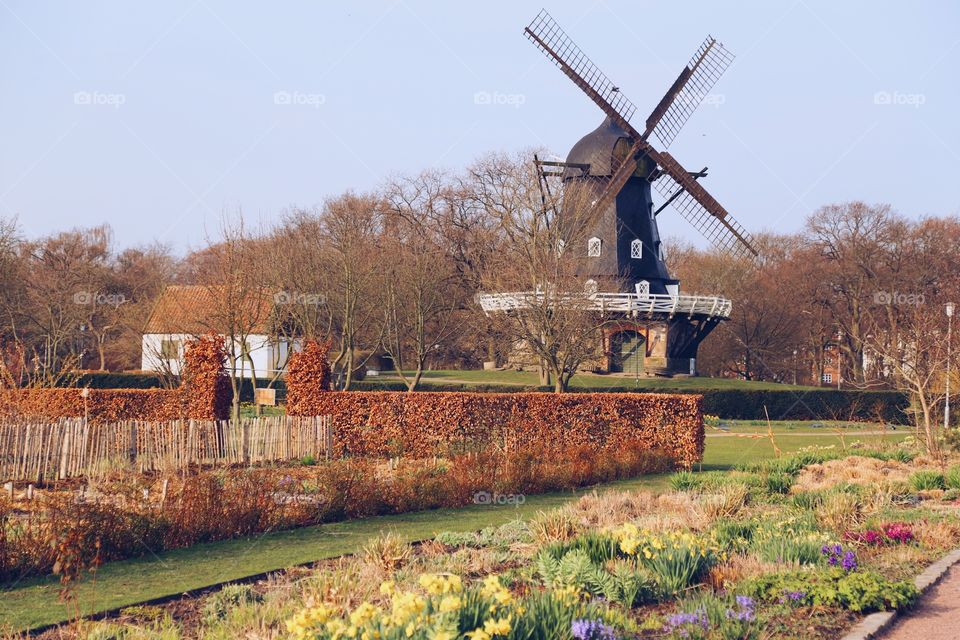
[946,303,955,429]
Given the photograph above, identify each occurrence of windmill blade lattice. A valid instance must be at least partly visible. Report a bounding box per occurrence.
[524,10,639,135]
[651,150,757,258]
[645,36,735,148]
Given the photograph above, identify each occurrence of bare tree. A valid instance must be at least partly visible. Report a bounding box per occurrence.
[198,214,272,419]
[472,152,606,392]
[806,202,901,385]
[319,192,384,389]
[380,172,466,390]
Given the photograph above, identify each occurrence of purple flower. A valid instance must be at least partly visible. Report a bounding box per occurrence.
[783,590,807,602]
[664,608,710,636]
[724,595,756,622]
[822,544,857,571]
[572,619,618,640]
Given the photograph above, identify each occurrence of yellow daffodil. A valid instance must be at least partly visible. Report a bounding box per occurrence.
[439,595,462,613]
[483,616,512,636]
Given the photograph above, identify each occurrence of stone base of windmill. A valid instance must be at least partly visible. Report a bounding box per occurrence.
[599,315,718,378]
[502,313,721,379]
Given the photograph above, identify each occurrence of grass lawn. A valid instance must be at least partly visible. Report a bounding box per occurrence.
[372,369,819,391]
[0,430,910,632]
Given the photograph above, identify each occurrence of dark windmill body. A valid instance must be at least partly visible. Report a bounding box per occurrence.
[562,117,676,296]
[481,11,758,377]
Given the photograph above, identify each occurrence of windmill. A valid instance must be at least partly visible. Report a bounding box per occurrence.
[479,10,759,377]
[524,9,756,298]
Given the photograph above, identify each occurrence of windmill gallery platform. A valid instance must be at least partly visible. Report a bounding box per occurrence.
[479,11,758,377]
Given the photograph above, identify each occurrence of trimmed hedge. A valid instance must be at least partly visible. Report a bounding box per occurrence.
[2,335,232,422]
[61,372,168,389]
[285,340,332,414]
[0,388,186,422]
[348,381,909,423]
[288,391,705,469]
[695,389,908,423]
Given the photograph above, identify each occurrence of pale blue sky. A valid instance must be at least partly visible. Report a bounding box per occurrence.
[1,1,958,252]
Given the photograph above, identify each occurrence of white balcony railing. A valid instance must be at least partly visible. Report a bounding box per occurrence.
[477,291,732,319]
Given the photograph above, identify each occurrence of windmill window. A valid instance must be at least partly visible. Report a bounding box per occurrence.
[631,239,643,259]
[635,280,650,299]
[556,239,566,256]
[587,237,602,257]
[822,373,832,384]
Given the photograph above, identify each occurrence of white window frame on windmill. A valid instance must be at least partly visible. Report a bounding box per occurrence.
[635,280,650,300]
[556,239,566,256]
[584,278,599,295]
[630,238,643,259]
[587,237,602,257]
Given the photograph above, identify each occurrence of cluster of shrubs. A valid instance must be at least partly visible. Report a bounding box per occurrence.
[0,440,675,584]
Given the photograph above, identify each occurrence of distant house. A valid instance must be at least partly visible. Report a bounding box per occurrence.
[141,285,295,380]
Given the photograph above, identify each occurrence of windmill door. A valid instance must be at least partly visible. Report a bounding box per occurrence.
[611,330,645,374]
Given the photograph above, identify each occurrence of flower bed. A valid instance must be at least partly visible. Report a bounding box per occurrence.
[0,441,674,584]
[64,445,960,640]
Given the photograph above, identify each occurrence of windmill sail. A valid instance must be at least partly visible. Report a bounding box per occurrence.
[524,10,755,258]
[649,150,757,257]
[524,10,640,136]
[644,36,735,147]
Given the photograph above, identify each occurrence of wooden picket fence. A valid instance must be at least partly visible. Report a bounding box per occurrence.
[0,415,333,482]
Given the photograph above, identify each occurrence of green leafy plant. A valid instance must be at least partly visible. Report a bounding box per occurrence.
[670,471,701,491]
[202,584,262,622]
[742,568,918,613]
[909,470,946,491]
[711,519,756,554]
[616,526,718,596]
[765,472,793,494]
[750,515,827,564]
[945,465,960,490]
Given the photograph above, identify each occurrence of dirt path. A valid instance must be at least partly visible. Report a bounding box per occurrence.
[880,565,960,639]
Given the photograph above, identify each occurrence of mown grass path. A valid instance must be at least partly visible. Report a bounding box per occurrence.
[0,431,908,632]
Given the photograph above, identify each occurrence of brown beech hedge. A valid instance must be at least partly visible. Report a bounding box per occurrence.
[285,339,332,415]
[289,391,704,469]
[0,387,186,422]
[0,334,232,422]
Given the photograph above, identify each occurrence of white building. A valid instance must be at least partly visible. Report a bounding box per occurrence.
[141,285,295,380]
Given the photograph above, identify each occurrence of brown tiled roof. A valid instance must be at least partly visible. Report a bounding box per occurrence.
[143,285,275,335]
